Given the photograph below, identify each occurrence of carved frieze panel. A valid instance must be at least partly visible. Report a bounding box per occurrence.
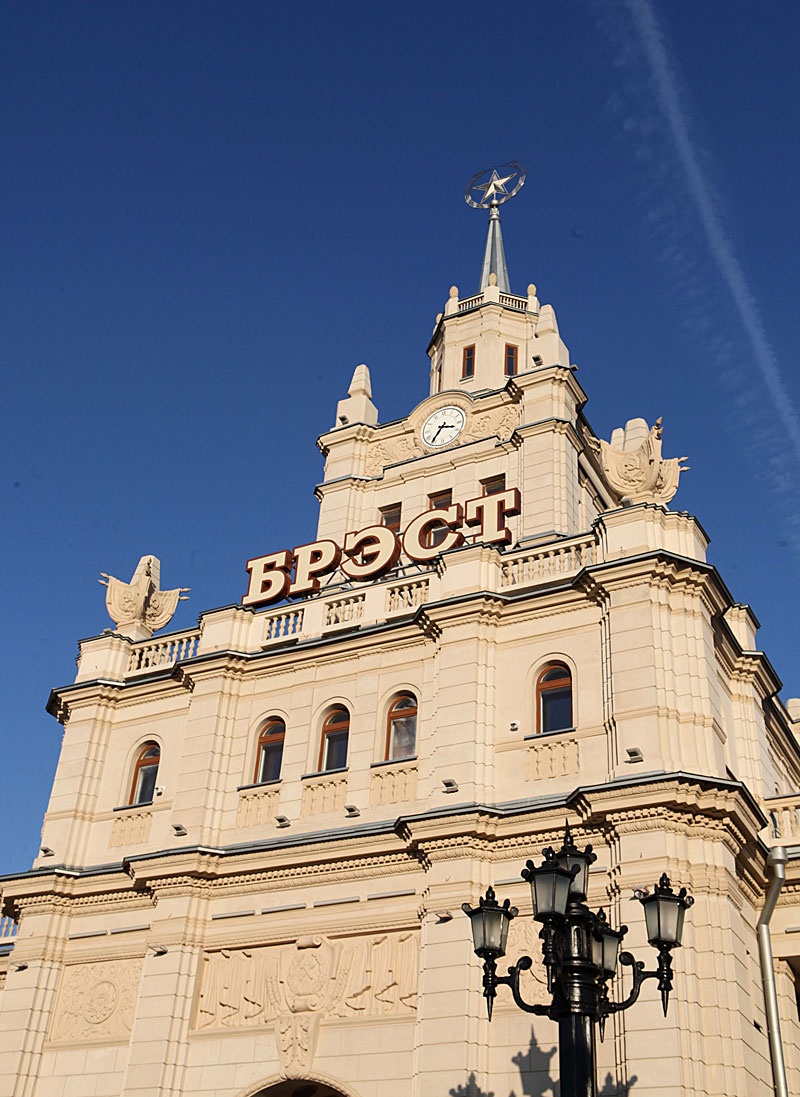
[109,810,152,848]
[370,762,418,806]
[525,736,579,781]
[301,775,347,816]
[50,957,142,1042]
[237,787,279,828]
[195,931,419,1033]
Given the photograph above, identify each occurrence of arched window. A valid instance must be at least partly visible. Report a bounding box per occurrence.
[129,742,160,805]
[319,707,349,772]
[386,694,417,761]
[254,719,285,784]
[536,664,573,734]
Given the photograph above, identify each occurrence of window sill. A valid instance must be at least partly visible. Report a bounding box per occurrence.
[371,755,417,769]
[524,727,577,740]
[301,767,348,780]
[113,801,153,812]
[237,779,282,792]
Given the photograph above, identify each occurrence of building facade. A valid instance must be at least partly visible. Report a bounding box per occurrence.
[2,210,800,1097]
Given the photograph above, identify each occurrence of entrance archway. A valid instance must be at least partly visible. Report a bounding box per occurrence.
[253,1085,348,1097]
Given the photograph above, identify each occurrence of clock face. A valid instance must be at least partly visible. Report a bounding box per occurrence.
[421,406,467,448]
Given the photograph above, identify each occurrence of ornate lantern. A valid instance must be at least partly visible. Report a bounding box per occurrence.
[521,846,576,919]
[462,886,517,958]
[635,874,694,948]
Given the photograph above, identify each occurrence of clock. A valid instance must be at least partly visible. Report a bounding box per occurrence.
[421,406,467,448]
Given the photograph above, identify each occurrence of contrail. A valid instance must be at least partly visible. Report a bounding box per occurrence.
[625,0,800,463]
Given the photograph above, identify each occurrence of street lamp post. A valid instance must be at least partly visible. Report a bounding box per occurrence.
[462,824,693,1097]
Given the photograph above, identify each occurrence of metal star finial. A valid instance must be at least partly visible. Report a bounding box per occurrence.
[465,162,526,209]
[475,169,515,204]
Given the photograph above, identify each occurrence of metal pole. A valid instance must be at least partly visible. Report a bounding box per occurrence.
[757,845,788,1097]
[559,1012,597,1097]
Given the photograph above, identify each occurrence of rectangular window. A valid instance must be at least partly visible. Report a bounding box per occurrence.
[322,729,349,771]
[380,503,402,534]
[481,474,506,496]
[505,344,518,377]
[257,739,284,783]
[426,490,452,548]
[462,345,475,379]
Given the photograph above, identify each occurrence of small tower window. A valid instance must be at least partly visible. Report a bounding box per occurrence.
[481,474,506,496]
[380,503,402,534]
[254,720,285,784]
[462,345,475,379]
[386,693,418,760]
[320,707,350,772]
[505,344,518,377]
[426,490,452,548]
[536,664,573,734]
[129,742,160,805]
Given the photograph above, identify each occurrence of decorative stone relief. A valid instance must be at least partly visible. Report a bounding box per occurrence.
[237,787,280,828]
[588,417,688,505]
[99,554,189,640]
[460,403,519,445]
[195,932,419,1040]
[526,736,579,781]
[370,762,418,806]
[50,958,142,1042]
[109,809,152,848]
[505,917,549,1008]
[365,434,423,477]
[277,1013,321,1076]
[365,401,519,477]
[301,775,347,816]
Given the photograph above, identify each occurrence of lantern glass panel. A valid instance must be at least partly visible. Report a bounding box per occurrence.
[602,931,620,975]
[674,903,687,945]
[553,871,571,915]
[557,851,588,898]
[482,906,506,955]
[657,897,680,946]
[532,871,556,916]
[643,895,660,944]
[590,933,604,969]
[468,910,485,955]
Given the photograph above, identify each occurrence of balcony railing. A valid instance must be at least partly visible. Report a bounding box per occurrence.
[128,629,200,673]
[500,536,595,589]
[764,793,800,846]
[116,534,603,679]
[0,916,17,954]
[457,290,528,314]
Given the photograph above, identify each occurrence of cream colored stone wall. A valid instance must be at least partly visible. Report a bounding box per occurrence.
[2,287,800,1097]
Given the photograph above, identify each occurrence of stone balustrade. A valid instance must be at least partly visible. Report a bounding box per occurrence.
[127,629,200,673]
[0,916,17,950]
[81,531,620,683]
[263,607,303,644]
[763,793,800,847]
[500,535,595,589]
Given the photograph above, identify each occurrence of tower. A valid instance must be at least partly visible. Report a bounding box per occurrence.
[1,171,799,1097]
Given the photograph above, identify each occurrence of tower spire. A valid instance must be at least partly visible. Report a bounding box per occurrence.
[464,161,525,295]
[479,202,510,292]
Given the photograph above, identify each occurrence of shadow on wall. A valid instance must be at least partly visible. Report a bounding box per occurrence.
[448,1027,638,1097]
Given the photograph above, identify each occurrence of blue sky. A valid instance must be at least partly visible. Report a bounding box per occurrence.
[2,1,799,874]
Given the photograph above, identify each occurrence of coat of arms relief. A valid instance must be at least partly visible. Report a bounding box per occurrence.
[195,932,419,1076]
